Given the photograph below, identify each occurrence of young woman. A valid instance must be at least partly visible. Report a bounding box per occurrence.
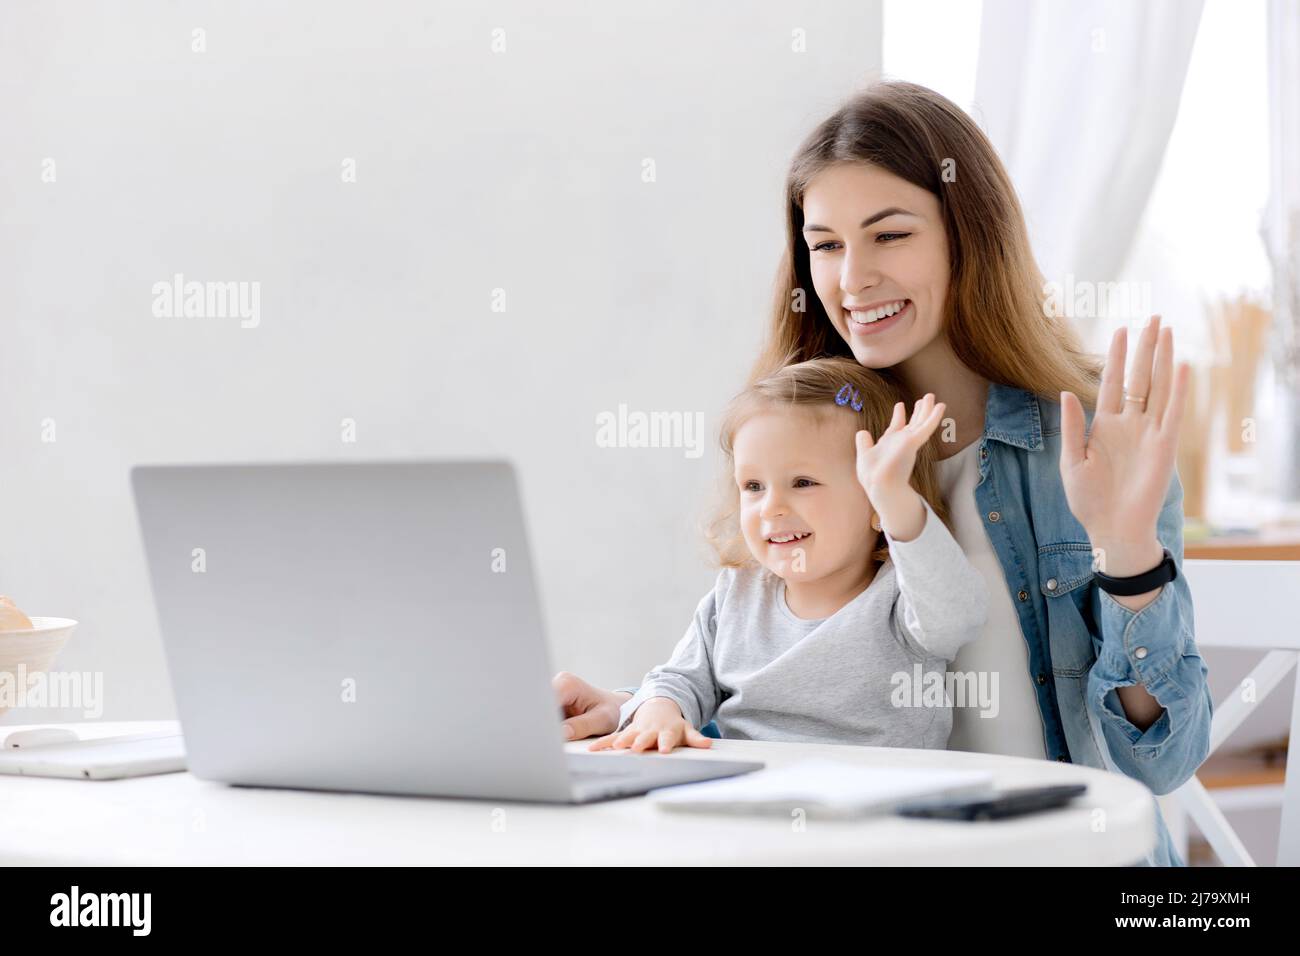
[554,81,1210,867]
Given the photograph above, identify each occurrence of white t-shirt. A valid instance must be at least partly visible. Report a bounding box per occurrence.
[935,441,1049,760]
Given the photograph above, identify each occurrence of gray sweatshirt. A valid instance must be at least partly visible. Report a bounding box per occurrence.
[617,498,988,749]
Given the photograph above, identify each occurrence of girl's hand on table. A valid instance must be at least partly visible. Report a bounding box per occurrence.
[587,697,713,754]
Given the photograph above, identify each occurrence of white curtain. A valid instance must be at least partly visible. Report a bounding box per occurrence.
[1265,0,1300,504]
[972,0,1204,292]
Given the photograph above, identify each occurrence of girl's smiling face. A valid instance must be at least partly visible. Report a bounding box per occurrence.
[732,407,877,581]
[801,163,951,371]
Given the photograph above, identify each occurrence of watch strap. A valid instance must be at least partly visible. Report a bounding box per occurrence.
[1093,547,1177,596]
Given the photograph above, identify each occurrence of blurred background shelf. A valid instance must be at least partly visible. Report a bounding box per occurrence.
[1186,530,1300,561]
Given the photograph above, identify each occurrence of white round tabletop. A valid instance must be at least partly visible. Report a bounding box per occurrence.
[0,720,1156,865]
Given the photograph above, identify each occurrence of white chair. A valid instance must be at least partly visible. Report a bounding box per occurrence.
[1173,559,1300,866]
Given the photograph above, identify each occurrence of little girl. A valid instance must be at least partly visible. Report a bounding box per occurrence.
[589,357,988,753]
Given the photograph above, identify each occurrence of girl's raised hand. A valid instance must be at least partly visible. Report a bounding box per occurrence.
[855,393,946,500]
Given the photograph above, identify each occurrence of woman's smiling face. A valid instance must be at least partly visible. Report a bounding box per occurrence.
[801,163,951,371]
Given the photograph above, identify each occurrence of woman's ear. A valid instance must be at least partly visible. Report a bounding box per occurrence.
[871,512,882,533]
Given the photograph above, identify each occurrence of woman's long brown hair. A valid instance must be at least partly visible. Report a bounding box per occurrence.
[750,81,1102,406]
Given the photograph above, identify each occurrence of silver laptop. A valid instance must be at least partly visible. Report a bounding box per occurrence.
[130,460,762,802]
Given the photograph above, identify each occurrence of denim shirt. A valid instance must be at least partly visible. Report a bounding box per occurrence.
[975,381,1212,866]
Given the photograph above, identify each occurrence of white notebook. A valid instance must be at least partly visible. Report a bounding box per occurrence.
[648,758,995,818]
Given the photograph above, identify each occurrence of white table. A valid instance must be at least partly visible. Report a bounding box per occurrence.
[0,721,1156,865]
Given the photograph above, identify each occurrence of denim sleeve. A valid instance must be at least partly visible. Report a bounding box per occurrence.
[1085,467,1213,795]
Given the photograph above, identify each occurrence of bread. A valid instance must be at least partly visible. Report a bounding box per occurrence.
[0,595,35,631]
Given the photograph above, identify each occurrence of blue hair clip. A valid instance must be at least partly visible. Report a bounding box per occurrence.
[834,383,864,412]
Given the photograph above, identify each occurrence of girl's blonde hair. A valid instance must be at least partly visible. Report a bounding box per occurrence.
[750,81,1102,404]
[705,356,951,570]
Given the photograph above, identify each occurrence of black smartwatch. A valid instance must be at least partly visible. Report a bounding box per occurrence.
[1093,547,1178,596]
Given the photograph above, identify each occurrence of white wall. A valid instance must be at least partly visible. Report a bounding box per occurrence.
[0,1,882,722]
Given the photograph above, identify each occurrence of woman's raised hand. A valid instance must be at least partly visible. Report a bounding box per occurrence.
[1059,315,1190,573]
